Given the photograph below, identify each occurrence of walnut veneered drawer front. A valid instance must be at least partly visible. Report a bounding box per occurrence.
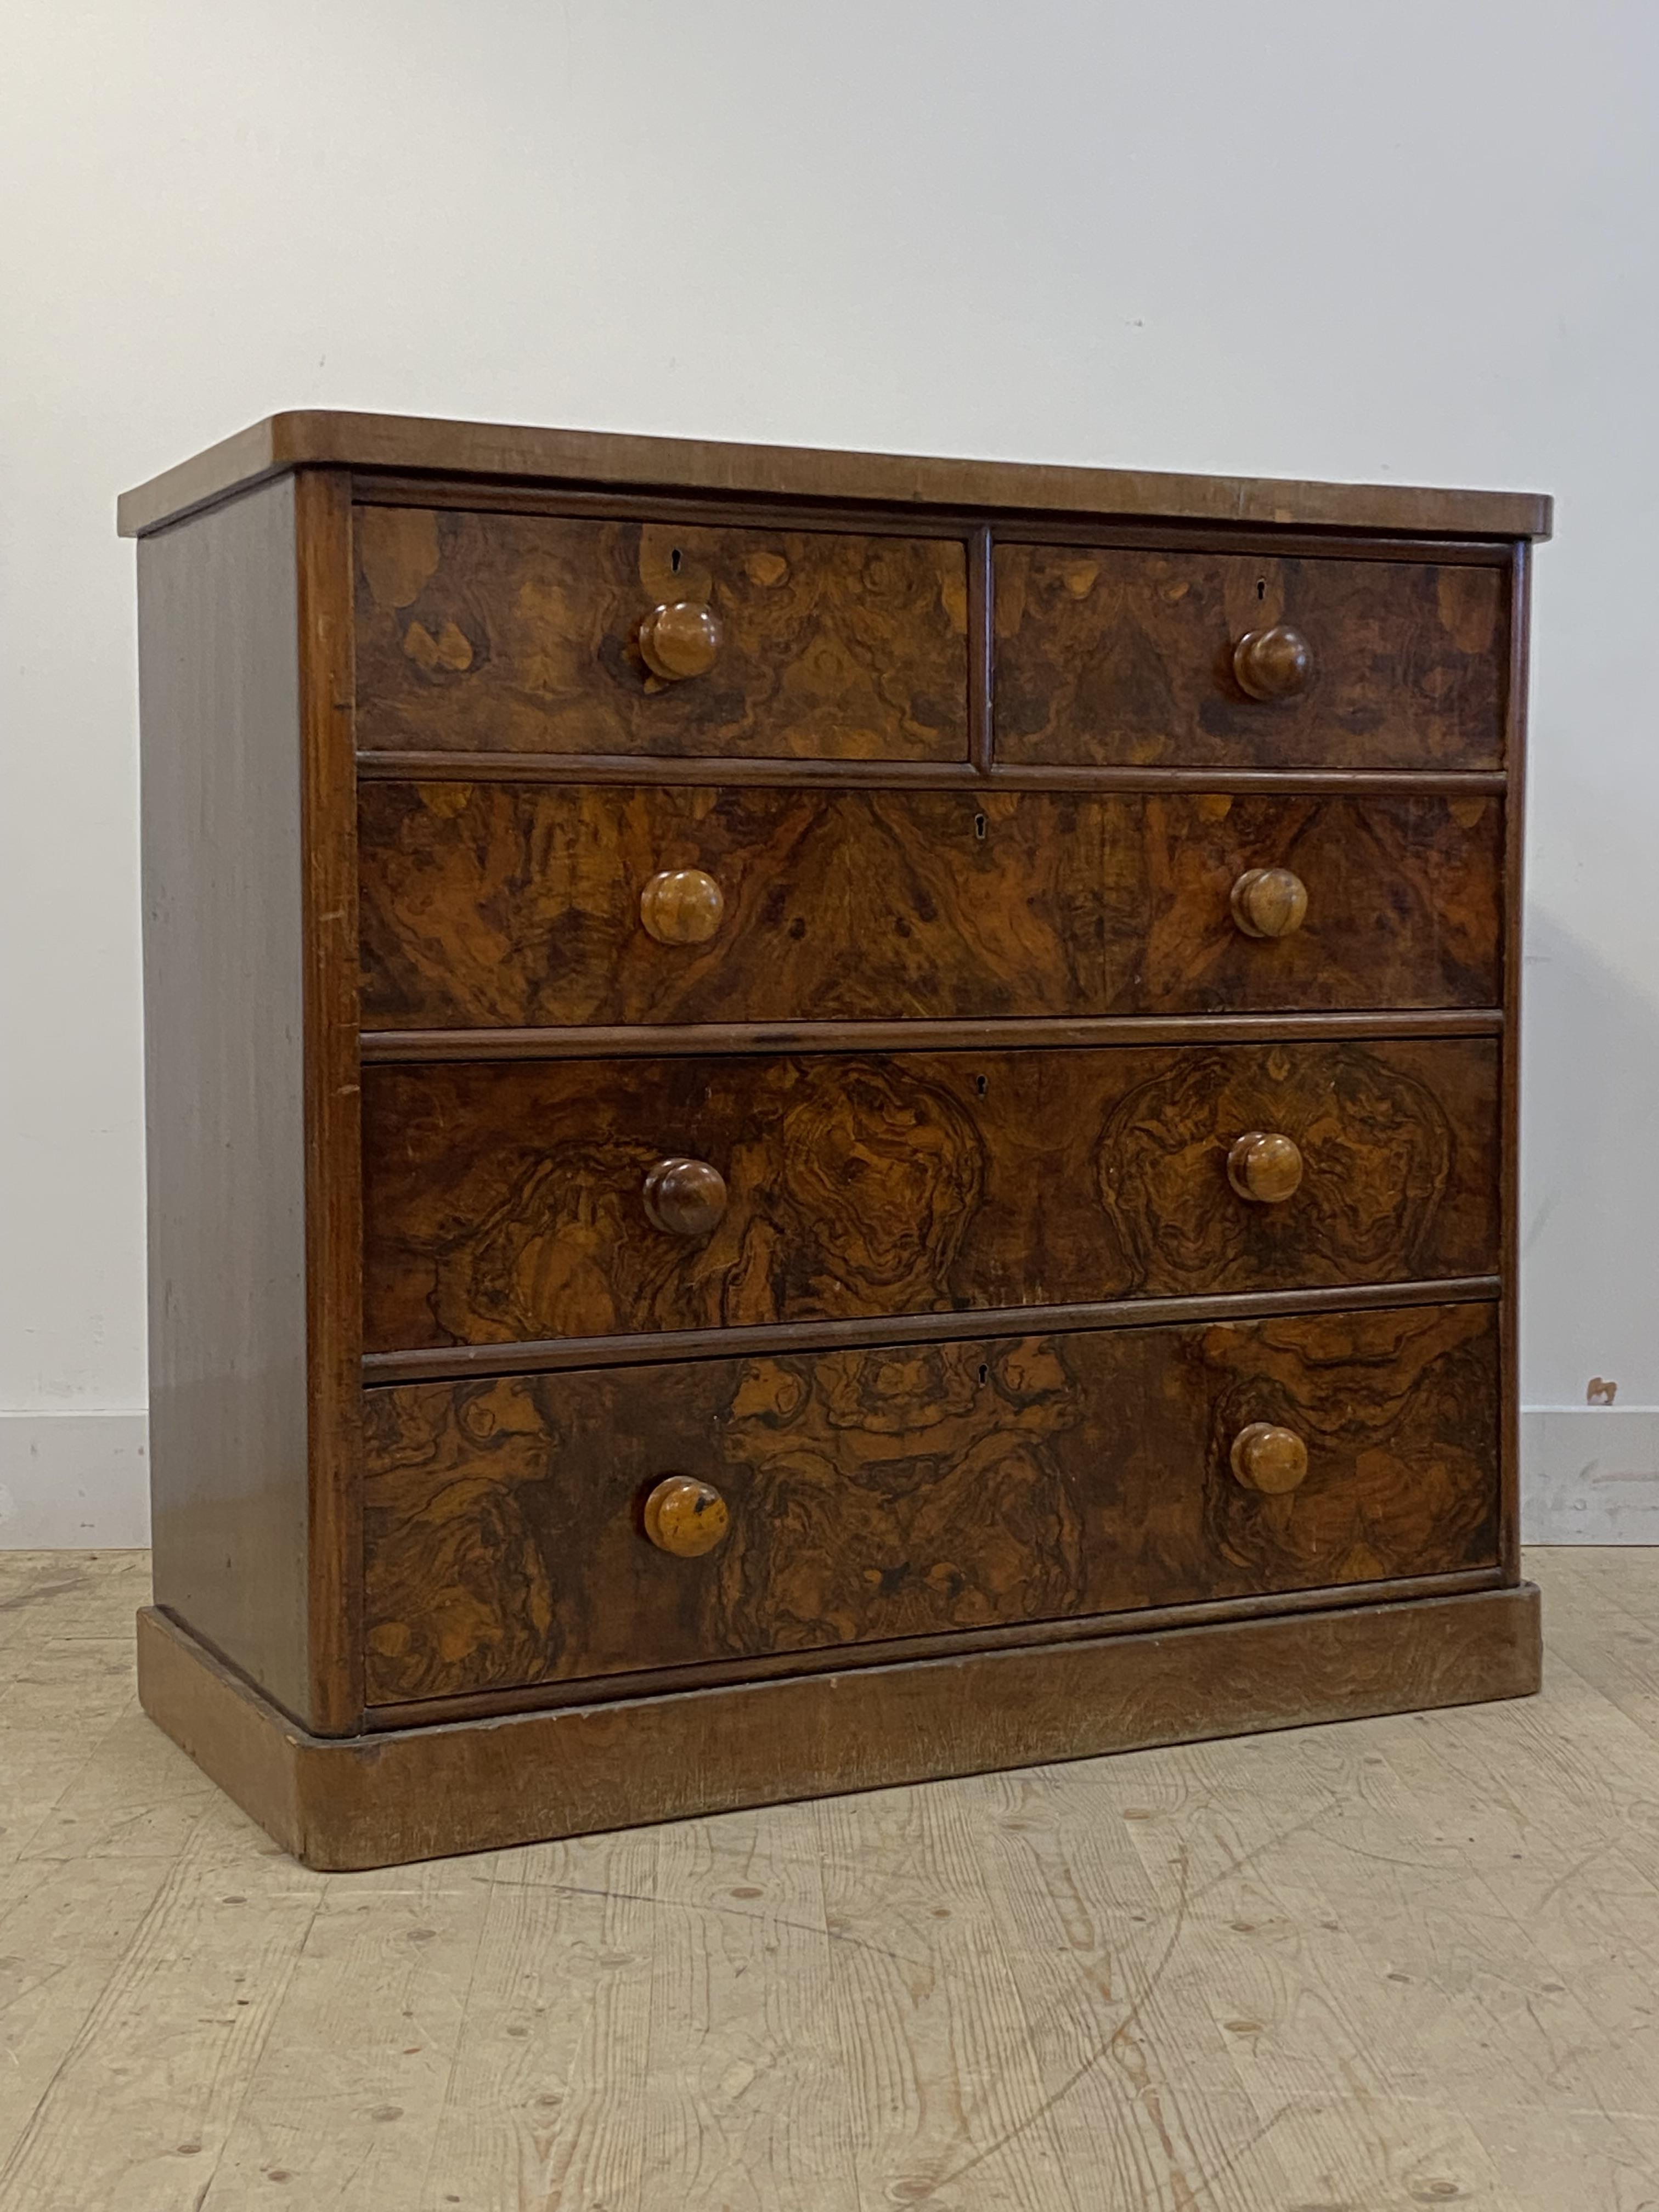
[358,783,1502,1029]
[353,506,969,760]
[126,420,1544,1863]
[362,1300,1501,1706]
[994,544,1507,769]
[360,1039,1500,1352]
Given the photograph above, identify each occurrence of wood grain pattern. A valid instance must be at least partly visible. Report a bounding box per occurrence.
[1499,544,1530,1581]
[359,1301,1500,1705]
[136,476,315,1727]
[357,782,1504,1028]
[362,1009,1504,1066]
[352,506,968,759]
[115,408,1555,540]
[134,1576,1539,1869]
[994,544,1507,769]
[360,1040,1499,1351]
[366,1564,1503,1727]
[356,749,1510,794]
[359,1279,1502,1391]
[53,1551,1659,2201]
[293,470,365,1735]
[123,410,1538,1896]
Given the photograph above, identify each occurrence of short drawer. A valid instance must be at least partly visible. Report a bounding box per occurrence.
[357,783,1503,1028]
[361,1039,1500,1352]
[353,505,968,760]
[361,1300,1501,1705]
[994,544,1507,769]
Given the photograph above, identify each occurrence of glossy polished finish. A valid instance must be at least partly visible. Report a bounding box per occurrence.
[138,481,315,1724]
[359,784,1502,1029]
[1231,865,1309,940]
[1231,1421,1312,1494]
[119,410,1555,541]
[1234,624,1313,702]
[137,475,363,1734]
[360,1301,1501,1703]
[642,1474,730,1557]
[127,417,1537,1865]
[1227,1130,1305,1205]
[639,866,725,946]
[359,1039,1500,1350]
[353,507,969,760]
[642,1155,727,1237]
[637,600,722,682]
[995,544,1507,770]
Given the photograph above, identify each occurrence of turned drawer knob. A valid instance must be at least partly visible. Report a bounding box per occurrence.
[643,1475,730,1556]
[637,600,723,681]
[644,1156,727,1237]
[1227,1130,1304,1204]
[640,867,725,945]
[1230,1423,1310,1494]
[1230,866,1308,940]
[1233,624,1312,702]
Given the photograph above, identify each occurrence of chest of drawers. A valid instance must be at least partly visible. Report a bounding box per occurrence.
[122,414,1548,1869]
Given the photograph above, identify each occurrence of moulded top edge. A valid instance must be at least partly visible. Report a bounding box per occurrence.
[116,408,1555,543]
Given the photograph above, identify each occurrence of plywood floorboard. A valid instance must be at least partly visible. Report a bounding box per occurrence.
[0,1548,1654,2209]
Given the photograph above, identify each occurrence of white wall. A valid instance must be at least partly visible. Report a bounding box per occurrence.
[3,0,1656,1543]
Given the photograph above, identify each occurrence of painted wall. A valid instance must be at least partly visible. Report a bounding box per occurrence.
[3,1,1655,1541]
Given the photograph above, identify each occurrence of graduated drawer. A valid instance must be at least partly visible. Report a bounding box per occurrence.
[353,505,968,760]
[360,1038,1499,1352]
[361,1300,1501,1706]
[994,543,1508,770]
[357,783,1503,1028]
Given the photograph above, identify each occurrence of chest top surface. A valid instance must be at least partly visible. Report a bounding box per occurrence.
[116,409,1554,542]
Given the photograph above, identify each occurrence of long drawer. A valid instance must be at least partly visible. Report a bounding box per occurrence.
[357,783,1503,1029]
[353,506,969,760]
[994,543,1507,770]
[361,1300,1502,1705]
[361,1039,1499,1351]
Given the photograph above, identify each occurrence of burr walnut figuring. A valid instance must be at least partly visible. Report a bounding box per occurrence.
[123,411,1546,1867]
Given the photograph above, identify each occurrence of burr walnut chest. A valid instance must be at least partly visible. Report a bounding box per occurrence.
[122,413,1549,1869]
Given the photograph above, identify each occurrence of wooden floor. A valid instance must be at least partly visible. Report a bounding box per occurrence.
[2,1554,1657,2209]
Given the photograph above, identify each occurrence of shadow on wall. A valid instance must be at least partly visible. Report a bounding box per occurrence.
[1520,904,1659,1541]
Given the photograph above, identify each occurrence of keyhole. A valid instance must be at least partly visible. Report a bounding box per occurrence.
[978,1363,989,1385]
[975,1073,988,1097]
[973,813,987,840]
[1256,578,1266,601]
[671,548,682,574]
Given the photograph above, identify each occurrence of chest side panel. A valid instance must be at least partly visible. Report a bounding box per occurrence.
[139,480,313,1719]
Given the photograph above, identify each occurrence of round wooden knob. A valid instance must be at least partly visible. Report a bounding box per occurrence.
[640,868,725,945]
[643,1156,727,1237]
[1230,1423,1310,1495]
[637,600,722,681]
[1230,867,1308,940]
[1233,624,1312,702]
[643,1475,730,1557]
[1227,1131,1304,1204]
